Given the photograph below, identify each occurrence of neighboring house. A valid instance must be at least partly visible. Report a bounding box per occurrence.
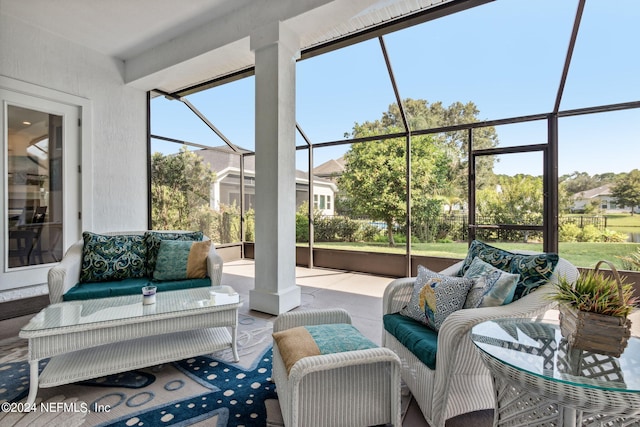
[312,156,345,215]
[571,184,629,213]
[313,156,345,185]
[195,147,337,216]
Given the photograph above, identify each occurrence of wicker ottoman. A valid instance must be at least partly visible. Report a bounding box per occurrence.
[271,308,402,427]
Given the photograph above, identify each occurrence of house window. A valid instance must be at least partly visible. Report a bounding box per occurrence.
[314,194,328,210]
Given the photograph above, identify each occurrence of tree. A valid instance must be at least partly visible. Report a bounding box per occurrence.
[338,131,442,246]
[476,174,543,241]
[380,99,500,194]
[611,169,640,215]
[151,147,216,230]
[559,171,615,195]
[338,98,499,246]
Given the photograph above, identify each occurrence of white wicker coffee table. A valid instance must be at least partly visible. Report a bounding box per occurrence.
[19,286,242,405]
[471,318,640,427]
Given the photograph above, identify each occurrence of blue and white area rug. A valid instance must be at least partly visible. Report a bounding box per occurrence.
[0,314,275,427]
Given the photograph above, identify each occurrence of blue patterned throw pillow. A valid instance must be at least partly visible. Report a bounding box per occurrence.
[144,231,203,277]
[153,239,211,281]
[400,265,473,332]
[462,257,519,308]
[80,232,147,283]
[457,240,559,302]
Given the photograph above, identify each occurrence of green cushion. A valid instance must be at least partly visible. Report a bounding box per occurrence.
[383,313,438,370]
[153,240,211,281]
[457,240,559,301]
[144,231,203,277]
[80,232,147,283]
[305,324,377,354]
[63,277,211,301]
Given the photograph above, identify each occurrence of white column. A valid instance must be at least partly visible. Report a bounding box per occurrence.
[249,22,301,314]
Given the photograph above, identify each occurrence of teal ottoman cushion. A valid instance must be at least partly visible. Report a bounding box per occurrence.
[384,313,438,370]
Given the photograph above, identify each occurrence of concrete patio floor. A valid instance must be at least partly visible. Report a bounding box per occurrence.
[222,259,391,345]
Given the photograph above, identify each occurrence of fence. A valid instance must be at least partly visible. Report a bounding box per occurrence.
[322,213,608,243]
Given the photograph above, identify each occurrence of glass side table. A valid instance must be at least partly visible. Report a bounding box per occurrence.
[471,318,640,427]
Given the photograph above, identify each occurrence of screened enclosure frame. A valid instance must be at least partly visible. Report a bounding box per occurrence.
[148,0,640,276]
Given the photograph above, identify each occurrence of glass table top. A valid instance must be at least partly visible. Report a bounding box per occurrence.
[471,318,640,393]
[21,286,241,333]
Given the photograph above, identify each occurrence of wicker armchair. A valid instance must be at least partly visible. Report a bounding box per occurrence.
[47,230,224,304]
[382,252,579,427]
[272,308,402,427]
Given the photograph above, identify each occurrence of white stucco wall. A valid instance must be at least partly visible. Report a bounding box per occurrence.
[1,14,148,232]
[1,14,148,298]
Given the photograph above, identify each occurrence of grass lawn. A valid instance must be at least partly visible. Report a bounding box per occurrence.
[605,213,640,235]
[311,241,640,270]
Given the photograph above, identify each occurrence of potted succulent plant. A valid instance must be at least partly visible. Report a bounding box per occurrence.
[550,260,638,357]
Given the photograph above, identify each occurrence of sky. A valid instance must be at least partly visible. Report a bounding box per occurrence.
[151,0,639,177]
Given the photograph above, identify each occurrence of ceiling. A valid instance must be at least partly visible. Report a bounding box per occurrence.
[1,0,464,93]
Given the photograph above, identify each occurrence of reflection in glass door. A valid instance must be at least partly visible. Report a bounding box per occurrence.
[7,105,63,268]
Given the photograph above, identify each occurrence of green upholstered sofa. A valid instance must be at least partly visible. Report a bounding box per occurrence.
[47,230,223,304]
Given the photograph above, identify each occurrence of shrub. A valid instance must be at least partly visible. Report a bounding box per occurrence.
[244,209,255,242]
[579,224,603,242]
[356,223,381,242]
[373,233,389,243]
[313,216,361,242]
[334,217,360,242]
[559,223,581,242]
[601,228,628,243]
[313,216,334,241]
[393,233,406,244]
[219,204,241,244]
[393,233,423,244]
[296,212,309,243]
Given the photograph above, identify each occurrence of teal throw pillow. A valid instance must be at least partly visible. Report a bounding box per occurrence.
[462,257,519,308]
[144,231,203,276]
[457,240,559,302]
[80,232,147,283]
[153,239,211,281]
[400,265,473,332]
